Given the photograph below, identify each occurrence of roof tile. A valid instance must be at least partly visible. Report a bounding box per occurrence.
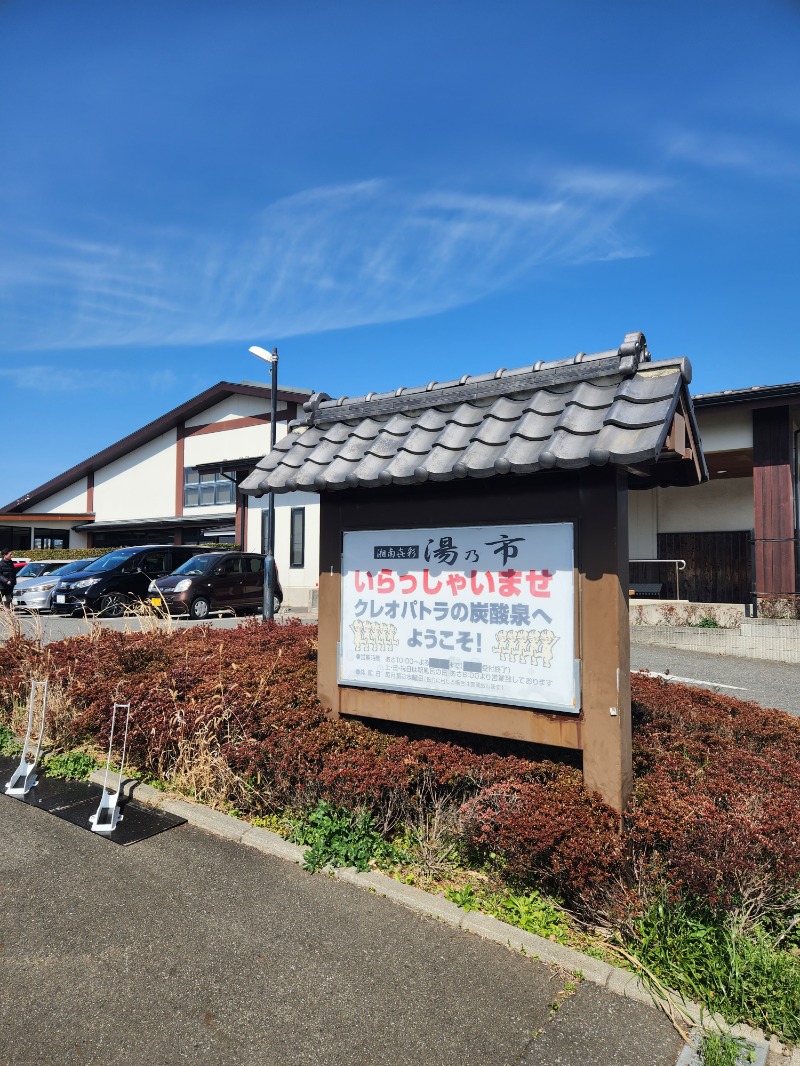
[238,337,706,496]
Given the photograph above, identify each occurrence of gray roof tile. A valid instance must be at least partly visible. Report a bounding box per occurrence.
[239,332,707,496]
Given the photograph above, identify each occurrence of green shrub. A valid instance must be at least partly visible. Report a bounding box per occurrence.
[288,801,404,873]
[699,1033,755,1066]
[42,749,98,780]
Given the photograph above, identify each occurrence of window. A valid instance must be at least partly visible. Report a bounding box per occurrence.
[139,551,170,574]
[34,528,69,550]
[290,507,305,568]
[183,468,236,507]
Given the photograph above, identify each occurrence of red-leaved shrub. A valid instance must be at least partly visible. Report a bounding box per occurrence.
[459,772,625,906]
[629,673,800,916]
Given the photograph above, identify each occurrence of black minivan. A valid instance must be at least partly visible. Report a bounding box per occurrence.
[52,545,205,617]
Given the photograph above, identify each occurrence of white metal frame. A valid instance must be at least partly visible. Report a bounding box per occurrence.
[5,681,48,797]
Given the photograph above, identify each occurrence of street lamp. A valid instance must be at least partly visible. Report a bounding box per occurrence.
[249,345,279,621]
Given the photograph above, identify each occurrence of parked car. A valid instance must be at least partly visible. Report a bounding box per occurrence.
[52,545,207,617]
[14,559,74,581]
[12,558,96,613]
[12,557,31,571]
[147,552,283,619]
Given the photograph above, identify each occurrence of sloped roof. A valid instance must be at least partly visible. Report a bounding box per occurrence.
[1,381,312,514]
[240,332,707,497]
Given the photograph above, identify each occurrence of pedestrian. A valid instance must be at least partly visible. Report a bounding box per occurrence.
[0,549,17,608]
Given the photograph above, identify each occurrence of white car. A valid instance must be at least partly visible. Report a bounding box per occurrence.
[12,558,96,613]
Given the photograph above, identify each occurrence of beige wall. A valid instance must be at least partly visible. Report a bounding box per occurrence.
[696,408,752,453]
[184,393,278,427]
[656,477,754,533]
[93,430,177,520]
[628,490,658,558]
[183,420,287,467]
[246,491,320,607]
[35,478,90,514]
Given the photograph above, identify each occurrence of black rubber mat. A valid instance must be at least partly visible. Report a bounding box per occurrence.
[0,755,186,845]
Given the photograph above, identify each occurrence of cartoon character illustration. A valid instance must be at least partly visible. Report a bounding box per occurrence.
[492,629,512,661]
[539,629,559,668]
[526,629,543,667]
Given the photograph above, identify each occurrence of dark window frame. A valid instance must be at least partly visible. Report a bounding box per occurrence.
[290,507,305,569]
[183,467,236,508]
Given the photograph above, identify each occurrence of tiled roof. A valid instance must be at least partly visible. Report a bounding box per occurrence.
[240,332,706,496]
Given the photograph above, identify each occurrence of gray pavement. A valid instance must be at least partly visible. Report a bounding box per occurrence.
[9,607,315,645]
[0,790,685,1066]
[631,644,800,717]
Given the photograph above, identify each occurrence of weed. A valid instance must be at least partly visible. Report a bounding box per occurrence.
[444,881,572,942]
[247,812,290,835]
[495,890,571,942]
[42,749,98,780]
[288,801,406,873]
[0,722,22,759]
[699,1032,755,1066]
[628,897,800,1042]
[688,616,722,629]
[445,884,481,911]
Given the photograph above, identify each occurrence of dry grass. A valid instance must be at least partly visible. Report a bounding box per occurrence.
[156,707,264,812]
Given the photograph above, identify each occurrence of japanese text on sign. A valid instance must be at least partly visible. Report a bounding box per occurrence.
[339,523,578,713]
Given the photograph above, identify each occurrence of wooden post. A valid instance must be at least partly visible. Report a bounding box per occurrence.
[578,469,632,814]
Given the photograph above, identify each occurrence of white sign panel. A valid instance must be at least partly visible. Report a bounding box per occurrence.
[339,523,578,713]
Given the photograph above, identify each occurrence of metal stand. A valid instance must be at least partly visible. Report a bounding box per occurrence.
[89,702,131,834]
[5,680,48,796]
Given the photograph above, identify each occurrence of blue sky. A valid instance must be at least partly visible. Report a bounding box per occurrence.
[1,0,799,506]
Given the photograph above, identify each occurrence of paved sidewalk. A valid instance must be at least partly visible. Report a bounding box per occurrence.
[1,783,687,1066]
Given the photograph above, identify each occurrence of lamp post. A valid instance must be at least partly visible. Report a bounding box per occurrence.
[249,345,279,621]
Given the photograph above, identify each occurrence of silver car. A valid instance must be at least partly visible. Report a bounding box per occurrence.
[12,558,96,613]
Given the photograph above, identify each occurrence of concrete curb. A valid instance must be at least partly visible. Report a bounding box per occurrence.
[91,769,795,1064]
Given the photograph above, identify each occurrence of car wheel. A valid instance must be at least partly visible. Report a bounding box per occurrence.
[98,592,127,618]
[189,596,210,620]
[273,594,282,615]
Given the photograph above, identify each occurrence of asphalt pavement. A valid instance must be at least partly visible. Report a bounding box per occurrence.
[631,644,800,717]
[0,788,687,1066]
[8,607,314,645]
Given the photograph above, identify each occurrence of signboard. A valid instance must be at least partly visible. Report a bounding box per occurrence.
[339,522,578,713]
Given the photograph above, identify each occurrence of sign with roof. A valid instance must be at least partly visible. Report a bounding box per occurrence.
[242,331,707,813]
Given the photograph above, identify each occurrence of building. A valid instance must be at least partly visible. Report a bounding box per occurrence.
[629,381,799,603]
[0,380,321,608]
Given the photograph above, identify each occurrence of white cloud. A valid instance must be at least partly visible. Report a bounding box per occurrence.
[0,174,660,352]
[0,364,177,394]
[663,128,800,180]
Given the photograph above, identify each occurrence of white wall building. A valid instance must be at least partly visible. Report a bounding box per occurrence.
[0,381,320,608]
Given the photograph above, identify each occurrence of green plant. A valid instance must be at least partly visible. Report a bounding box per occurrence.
[494,889,571,942]
[42,749,98,780]
[0,722,22,758]
[445,884,481,911]
[629,897,800,1042]
[699,1032,755,1066]
[288,801,405,873]
[444,882,572,942]
[689,616,722,629]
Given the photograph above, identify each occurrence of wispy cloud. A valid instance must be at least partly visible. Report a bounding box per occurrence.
[663,128,800,180]
[0,173,660,351]
[0,365,177,393]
